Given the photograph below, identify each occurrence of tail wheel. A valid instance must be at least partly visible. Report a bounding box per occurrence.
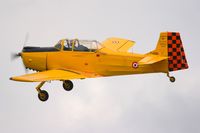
[38,90,49,102]
[63,80,73,91]
[169,76,176,82]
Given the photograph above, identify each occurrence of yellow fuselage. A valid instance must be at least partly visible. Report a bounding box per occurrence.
[21,51,168,77]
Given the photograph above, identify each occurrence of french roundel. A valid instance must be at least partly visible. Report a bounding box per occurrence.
[132,62,138,68]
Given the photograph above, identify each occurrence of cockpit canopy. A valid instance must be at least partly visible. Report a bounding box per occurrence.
[22,39,102,53]
[55,39,102,52]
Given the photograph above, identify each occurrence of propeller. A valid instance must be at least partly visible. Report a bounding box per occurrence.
[11,33,29,73]
[11,52,21,61]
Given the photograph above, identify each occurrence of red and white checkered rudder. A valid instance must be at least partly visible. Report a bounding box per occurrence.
[167,32,189,71]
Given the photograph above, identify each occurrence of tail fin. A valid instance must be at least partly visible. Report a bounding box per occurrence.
[152,32,189,72]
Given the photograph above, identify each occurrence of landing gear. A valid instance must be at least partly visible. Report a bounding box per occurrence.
[167,73,176,83]
[34,80,74,102]
[63,80,73,91]
[36,81,49,102]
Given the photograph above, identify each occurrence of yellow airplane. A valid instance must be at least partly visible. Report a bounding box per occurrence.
[10,32,189,102]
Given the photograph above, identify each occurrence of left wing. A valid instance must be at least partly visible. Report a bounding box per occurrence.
[139,54,168,65]
[10,70,86,82]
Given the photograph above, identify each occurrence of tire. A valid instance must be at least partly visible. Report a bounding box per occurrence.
[169,76,176,83]
[38,90,49,102]
[63,80,73,91]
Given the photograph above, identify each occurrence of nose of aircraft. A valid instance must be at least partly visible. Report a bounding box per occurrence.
[11,52,29,73]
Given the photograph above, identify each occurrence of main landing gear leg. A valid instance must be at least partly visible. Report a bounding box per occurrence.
[167,72,176,83]
[36,81,49,102]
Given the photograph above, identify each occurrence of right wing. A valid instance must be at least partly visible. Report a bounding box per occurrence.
[99,37,135,53]
[10,70,86,82]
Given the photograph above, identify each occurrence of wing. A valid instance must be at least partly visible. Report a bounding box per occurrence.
[139,54,168,65]
[100,37,135,53]
[10,70,86,82]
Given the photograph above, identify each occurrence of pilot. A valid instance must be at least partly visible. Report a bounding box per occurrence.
[66,39,89,51]
[75,44,89,51]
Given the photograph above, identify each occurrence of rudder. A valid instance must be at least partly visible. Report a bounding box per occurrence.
[167,32,189,71]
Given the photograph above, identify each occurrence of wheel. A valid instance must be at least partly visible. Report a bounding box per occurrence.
[63,80,73,91]
[169,76,176,82]
[38,90,49,102]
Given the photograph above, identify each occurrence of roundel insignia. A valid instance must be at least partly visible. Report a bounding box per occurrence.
[132,62,138,68]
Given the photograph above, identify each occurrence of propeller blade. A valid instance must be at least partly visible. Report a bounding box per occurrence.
[11,52,21,61]
[23,32,29,49]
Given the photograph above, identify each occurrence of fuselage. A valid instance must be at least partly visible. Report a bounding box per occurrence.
[21,49,168,77]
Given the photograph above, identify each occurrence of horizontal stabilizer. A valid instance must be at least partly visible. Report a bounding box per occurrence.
[139,55,168,65]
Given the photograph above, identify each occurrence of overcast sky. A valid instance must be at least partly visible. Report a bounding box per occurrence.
[1,0,200,133]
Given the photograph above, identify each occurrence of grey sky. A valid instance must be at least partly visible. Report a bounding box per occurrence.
[0,0,200,133]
